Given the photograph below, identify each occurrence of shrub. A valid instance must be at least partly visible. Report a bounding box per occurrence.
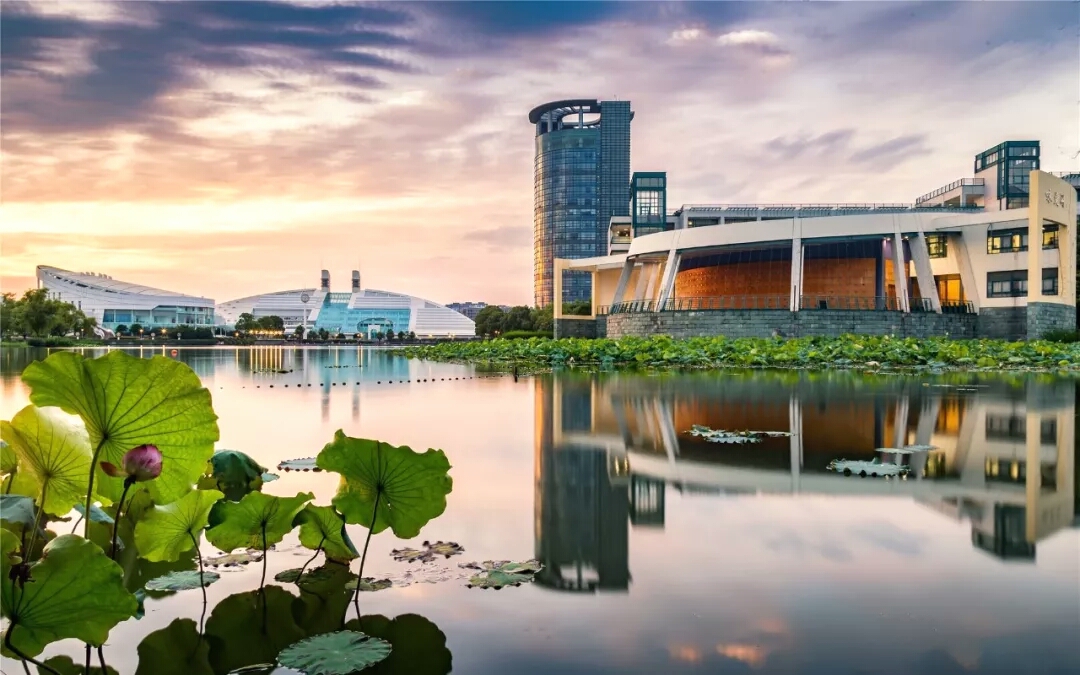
[499,330,554,340]
[1042,329,1080,343]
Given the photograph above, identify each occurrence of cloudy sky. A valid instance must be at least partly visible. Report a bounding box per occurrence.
[2,1,1077,305]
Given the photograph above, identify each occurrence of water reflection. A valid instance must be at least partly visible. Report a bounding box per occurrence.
[533,372,1077,576]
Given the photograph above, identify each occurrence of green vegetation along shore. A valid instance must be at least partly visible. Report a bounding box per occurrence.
[399,334,1080,372]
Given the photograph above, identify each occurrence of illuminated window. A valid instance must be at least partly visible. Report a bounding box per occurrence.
[926,234,948,258]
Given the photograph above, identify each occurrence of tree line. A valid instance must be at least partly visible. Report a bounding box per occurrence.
[473,301,590,337]
[1,289,97,339]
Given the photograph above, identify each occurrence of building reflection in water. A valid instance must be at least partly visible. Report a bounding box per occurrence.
[533,373,1077,585]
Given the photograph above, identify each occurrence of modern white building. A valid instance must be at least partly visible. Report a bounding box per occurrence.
[216,270,476,338]
[556,141,1078,341]
[35,265,216,331]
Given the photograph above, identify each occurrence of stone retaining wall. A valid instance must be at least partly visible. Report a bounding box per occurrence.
[1027,302,1077,339]
[977,307,1026,341]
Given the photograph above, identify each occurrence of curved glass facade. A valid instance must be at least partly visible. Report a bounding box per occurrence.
[532,100,632,307]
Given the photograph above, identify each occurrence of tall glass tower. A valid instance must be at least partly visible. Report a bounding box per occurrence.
[530,99,633,307]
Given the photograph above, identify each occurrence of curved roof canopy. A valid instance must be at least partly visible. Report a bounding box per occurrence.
[37,265,212,301]
[528,99,600,124]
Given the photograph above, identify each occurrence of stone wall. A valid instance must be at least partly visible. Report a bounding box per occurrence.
[1027,302,1077,339]
[977,307,1026,341]
[555,318,600,339]
[605,310,977,340]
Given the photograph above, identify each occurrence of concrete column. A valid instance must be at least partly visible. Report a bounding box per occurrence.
[789,396,803,493]
[892,396,910,448]
[789,235,803,312]
[914,395,941,446]
[655,249,681,309]
[553,259,565,318]
[633,262,652,302]
[891,222,911,312]
[909,233,942,312]
[644,262,662,306]
[951,231,981,312]
[657,400,681,463]
[611,259,635,308]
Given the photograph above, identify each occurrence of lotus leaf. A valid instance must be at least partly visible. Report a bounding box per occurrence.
[39,656,119,675]
[0,439,14,475]
[21,351,220,505]
[205,587,306,674]
[464,560,542,589]
[294,503,358,562]
[391,541,464,564]
[206,491,313,553]
[134,618,213,675]
[0,534,137,656]
[261,472,279,482]
[0,494,37,531]
[347,614,452,675]
[317,432,452,538]
[277,631,391,675]
[1,528,19,564]
[277,457,321,472]
[0,440,36,497]
[272,566,351,585]
[345,577,392,592]
[145,570,221,592]
[1,405,91,515]
[289,564,355,636]
[209,450,267,488]
[135,489,224,562]
[74,502,116,524]
[205,551,262,568]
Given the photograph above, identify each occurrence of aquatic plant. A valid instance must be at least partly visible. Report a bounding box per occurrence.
[398,334,1080,373]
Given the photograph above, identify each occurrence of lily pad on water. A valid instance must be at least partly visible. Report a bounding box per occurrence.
[277,631,392,675]
[345,577,392,592]
[317,432,452,539]
[39,655,119,675]
[0,534,137,656]
[294,504,359,563]
[347,614,452,675]
[205,551,262,568]
[274,565,353,585]
[276,457,321,472]
[206,491,313,553]
[145,570,221,592]
[391,541,464,564]
[261,472,279,483]
[21,351,220,505]
[464,560,543,589]
[135,489,224,562]
[134,618,213,675]
[1,405,92,515]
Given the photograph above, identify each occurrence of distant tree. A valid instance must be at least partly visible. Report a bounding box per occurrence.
[473,305,506,336]
[530,306,554,332]
[397,330,407,341]
[563,300,592,316]
[294,325,305,339]
[408,331,416,341]
[503,306,534,332]
[235,313,257,332]
[115,324,129,336]
[130,323,144,336]
[374,331,384,342]
[317,328,329,341]
[255,315,284,331]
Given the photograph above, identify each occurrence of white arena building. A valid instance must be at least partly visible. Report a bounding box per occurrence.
[216,270,475,338]
[35,265,216,332]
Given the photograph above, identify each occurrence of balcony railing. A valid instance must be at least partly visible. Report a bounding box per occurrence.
[915,178,985,205]
[603,296,975,314]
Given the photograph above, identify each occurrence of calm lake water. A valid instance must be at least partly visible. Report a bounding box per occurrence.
[1,346,1078,675]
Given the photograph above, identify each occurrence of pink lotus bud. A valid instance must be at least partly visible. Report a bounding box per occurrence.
[100,445,162,483]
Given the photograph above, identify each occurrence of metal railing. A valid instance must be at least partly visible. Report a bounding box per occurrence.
[915,178,985,205]
[603,296,976,315]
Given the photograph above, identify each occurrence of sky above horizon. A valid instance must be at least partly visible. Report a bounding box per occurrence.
[2,1,1077,306]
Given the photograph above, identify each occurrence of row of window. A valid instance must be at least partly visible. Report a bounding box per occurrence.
[986,269,1058,298]
[986,225,1058,254]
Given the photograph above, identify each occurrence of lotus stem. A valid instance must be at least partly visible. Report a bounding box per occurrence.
[3,472,13,495]
[188,531,207,607]
[24,481,49,565]
[84,438,107,539]
[259,523,268,589]
[110,477,134,559]
[84,643,91,675]
[295,536,325,581]
[97,645,107,673]
[350,489,381,620]
[4,624,61,675]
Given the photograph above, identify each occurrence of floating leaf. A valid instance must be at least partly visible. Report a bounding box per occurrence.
[205,587,305,674]
[135,489,224,562]
[40,655,119,675]
[135,618,213,675]
[391,541,464,564]
[145,570,221,592]
[686,425,791,444]
[464,560,542,589]
[348,614,452,675]
[386,563,465,587]
[277,631,391,675]
[459,559,543,574]
[276,457,321,472]
[21,350,220,504]
[317,432,452,538]
[1,405,91,515]
[205,551,262,568]
[345,577,392,592]
[206,491,313,552]
[261,472,279,483]
[294,504,358,563]
[272,566,353,586]
[74,502,115,524]
[0,534,137,656]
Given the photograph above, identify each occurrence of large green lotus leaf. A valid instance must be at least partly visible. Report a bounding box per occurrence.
[205,587,306,674]
[39,655,119,675]
[74,502,116,524]
[0,534,137,656]
[0,439,15,474]
[1,405,91,515]
[316,432,452,538]
[21,350,220,504]
[205,449,269,501]
[205,491,313,552]
[294,504,358,562]
[346,614,452,675]
[277,631,391,675]
[134,489,223,562]
[0,440,36,496]
[134,618,213,675]
[0,494,37,530]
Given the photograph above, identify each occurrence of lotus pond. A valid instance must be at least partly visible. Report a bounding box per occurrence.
[1,346,1078,675]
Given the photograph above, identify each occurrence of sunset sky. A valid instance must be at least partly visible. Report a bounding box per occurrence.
[2,1,1077,306]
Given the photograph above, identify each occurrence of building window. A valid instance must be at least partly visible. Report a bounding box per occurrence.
[987,270,1027,298]
[926,234,947,258]
[1042,224,1059,249]
[986,228,1027,254]
[1043,268,1059,296]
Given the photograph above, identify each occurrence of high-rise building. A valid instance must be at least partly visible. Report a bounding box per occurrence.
[530,99,633,307]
